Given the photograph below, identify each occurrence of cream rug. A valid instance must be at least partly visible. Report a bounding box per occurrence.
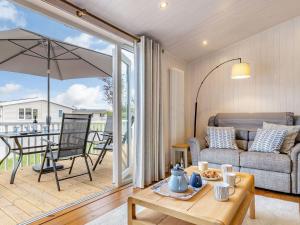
[86,195,300,225]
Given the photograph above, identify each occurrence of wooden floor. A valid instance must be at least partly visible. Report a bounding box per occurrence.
[32,186,300,225]
[0,153,113,225]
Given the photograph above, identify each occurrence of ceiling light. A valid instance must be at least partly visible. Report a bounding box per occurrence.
[160,1,168,9]
[202,40,208,46]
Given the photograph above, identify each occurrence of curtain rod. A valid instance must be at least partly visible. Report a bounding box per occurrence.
[54,0,141,42]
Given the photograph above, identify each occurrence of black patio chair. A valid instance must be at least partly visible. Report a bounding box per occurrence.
[38,113,93,191]
[87,116,112,164]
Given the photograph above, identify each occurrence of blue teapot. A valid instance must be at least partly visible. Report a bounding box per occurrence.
[168,164,189,193]
[189,172,202,188]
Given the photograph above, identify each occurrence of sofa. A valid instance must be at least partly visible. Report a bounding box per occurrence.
[189,112,300,194]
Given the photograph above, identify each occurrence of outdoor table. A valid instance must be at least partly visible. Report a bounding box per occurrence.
[0,130,60,184]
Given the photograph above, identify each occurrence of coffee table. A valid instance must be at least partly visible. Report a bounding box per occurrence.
[128,166,255,225]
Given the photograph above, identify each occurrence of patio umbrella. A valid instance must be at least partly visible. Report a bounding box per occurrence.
[0,28,112,172]
[0,28,112,128]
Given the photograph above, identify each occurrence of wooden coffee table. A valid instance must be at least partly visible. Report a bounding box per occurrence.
[128,166,255,225]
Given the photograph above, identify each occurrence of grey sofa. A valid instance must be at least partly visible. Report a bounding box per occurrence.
[189,112,300,194]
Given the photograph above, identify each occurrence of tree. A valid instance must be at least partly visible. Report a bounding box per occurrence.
[102,77,113,105]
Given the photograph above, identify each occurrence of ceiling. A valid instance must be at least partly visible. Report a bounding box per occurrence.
[72,0,300,62]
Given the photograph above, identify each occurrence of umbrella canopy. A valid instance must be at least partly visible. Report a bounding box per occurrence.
[0,28,112,79]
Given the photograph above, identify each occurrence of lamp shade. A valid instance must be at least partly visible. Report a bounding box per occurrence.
[231,62,250,79]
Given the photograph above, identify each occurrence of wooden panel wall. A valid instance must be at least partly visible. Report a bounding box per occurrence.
[169,68,185,145]
[185,16,300,140]
[161,51,187,169]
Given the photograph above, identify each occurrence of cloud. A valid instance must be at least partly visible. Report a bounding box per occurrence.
[64,33,114,55]
[54,84,109,109]
[64,33,96,49]
[0,83,21,95]
[95,45,114,55]
[0,0,26,27]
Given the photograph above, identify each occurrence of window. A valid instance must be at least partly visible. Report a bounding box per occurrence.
[59,110,63,118]
[19,108,24,119]
[33,109,38,119]
[25,108,32,120]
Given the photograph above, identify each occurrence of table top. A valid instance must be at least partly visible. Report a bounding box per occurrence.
[0,130,60,138]
[130,166,254,225]
[172,143,189,149]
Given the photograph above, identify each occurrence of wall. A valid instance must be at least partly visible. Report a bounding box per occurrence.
[1,101,73,123]
[161,50,187,169]
[185,16,300,141]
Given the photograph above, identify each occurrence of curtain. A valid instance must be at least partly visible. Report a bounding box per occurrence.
[133,36,165,188]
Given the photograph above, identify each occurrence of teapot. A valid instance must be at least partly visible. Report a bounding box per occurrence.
[168,164,189,193]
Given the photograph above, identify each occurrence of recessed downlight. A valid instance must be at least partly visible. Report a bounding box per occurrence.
[160,1,168,9]
[202,40,208,46]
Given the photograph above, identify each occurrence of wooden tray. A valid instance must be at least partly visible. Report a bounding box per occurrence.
[151,178,207,200]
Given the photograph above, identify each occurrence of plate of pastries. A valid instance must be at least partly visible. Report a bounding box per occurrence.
[200,170,222,181]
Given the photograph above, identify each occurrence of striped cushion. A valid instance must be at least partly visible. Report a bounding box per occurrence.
[207,127,238,150]
[249,128,288,153]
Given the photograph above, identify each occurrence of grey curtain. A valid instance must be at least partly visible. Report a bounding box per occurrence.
[133,36,165,188]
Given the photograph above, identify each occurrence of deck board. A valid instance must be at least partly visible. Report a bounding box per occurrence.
[0,153,113,224]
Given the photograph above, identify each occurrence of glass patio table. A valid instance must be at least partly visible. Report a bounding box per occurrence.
[0,130,61,184]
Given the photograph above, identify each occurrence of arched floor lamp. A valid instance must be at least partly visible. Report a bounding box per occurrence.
[193,58,251,137]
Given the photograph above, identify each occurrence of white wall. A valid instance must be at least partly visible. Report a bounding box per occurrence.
[161,50,187,169]
[185,16,300,141]
[1,101,73,123]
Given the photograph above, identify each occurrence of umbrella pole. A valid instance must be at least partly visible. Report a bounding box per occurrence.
[47,39,51,132]
[33,39,64,173]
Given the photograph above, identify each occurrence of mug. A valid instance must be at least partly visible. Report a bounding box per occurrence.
[223,172,241,187]
[198,161,208,171]
[214,182,235,201]
[189,172,202,188]
[221,164,233,176]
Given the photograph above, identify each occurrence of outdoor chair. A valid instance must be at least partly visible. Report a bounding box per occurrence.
[38,113,93,191]
[87,116,112,164]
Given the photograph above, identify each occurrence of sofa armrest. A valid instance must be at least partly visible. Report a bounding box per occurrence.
[188,138,201,166]
[290,143,300,194]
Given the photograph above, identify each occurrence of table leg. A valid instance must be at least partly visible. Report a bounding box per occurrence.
[128,197,136,225]
[10,138,23,184]
[250,196,255,219]
[0,137,12,167]
[184,149,188,168]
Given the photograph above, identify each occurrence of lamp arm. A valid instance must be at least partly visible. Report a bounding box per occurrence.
[193,57,241,137]
[195,57,241,102]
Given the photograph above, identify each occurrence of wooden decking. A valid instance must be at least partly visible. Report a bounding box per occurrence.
[0,153,113,225]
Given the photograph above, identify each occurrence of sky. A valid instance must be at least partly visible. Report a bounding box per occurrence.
[0,0,116,110]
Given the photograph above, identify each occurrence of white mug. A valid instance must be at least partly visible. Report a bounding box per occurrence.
[221,164,233,176]
[223,172,241,187]
[198,161,208,171]
[214,182,235,201]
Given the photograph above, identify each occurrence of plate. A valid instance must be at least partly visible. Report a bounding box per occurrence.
[200,171,222,181]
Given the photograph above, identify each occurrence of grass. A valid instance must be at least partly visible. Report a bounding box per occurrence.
[0,143,98,172]
[0,153,42,171]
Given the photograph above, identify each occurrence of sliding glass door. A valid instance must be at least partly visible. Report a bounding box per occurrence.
[120,48,135,185]
[112,45,135,186]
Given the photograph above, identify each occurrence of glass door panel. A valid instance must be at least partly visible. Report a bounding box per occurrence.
[121,48,135,184]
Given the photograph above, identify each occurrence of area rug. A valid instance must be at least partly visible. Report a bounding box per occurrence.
[86,195,300,225]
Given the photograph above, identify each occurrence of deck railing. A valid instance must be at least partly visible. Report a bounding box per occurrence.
[0,121,108,171]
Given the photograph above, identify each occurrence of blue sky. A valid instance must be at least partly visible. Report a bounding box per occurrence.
[0,0,114,109]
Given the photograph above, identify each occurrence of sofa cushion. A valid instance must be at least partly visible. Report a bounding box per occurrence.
[200,148,242,166]
[249,128,288,153]
[207,127,238,149]
[263,122,300,154]
[240,167,291,193]
[240,151,291,173]
[236,140,248,150]
[249,131,257,141]
[215,112,294,128]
